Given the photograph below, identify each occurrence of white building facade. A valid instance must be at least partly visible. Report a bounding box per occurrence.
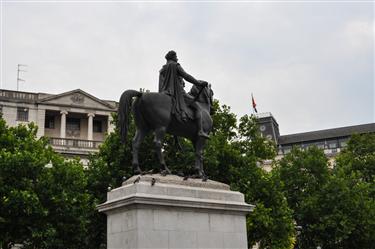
[0,89,117,161]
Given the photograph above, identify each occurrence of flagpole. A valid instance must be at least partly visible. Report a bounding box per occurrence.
[252,93,254,115]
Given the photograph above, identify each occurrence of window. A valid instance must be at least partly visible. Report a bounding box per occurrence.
[339,138,348,148]
[67,118,80,131]
[315,142,325,149]
[45,115,55,129]
[301,143,309,149]
[93,120,102,133]
[328,141,337,149]
[17,107,29,121]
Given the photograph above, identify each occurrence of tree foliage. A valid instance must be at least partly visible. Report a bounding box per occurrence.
[275,133,375,249]
[0,117,91,249]
[14,98,375,249]
[231,115,295,249]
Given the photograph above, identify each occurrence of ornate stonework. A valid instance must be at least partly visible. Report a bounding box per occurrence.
[70,93,84,104]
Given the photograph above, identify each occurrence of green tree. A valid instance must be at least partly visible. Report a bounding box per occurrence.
[325,133,375,248]
[275,134,375,249]
[231,115,295,249]
[335,133,375,183]
[203,100,239,183]
[0,117,91,249]
[309,170,375,249]
[274,147,330,248]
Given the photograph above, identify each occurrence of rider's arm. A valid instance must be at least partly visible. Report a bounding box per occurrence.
[177,64,201,86]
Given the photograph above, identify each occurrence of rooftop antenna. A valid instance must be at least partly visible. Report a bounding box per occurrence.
[17,64,27,91]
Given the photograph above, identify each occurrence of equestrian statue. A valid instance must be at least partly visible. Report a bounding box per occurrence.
[118,50,213,180]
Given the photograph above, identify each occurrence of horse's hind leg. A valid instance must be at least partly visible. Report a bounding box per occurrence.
[154,127,171,175]
[132,129,147,174]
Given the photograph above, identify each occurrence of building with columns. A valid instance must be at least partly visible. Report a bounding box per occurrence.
[0,89,117,163]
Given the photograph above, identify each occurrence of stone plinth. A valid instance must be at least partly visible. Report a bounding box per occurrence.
[98,174,254,249]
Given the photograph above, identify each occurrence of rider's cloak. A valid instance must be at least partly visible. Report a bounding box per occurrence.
[159,61,191,122]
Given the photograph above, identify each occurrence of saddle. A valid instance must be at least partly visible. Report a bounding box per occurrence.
[182,93,198,121]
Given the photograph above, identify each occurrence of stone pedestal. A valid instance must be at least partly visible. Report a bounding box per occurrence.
[97,174,254,249]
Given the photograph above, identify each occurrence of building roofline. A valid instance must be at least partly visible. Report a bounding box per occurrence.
[38,89,116,109]
[278,123,375,145]
[0,88,117,110]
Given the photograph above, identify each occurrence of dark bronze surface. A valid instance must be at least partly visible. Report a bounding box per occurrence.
[118,51,213,180]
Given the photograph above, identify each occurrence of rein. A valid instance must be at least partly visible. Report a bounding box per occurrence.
[193,85,206,103]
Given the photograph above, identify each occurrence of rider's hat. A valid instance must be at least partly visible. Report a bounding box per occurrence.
[165,50,177,60]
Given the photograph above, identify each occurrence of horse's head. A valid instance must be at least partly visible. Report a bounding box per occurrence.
[190,83,214,106]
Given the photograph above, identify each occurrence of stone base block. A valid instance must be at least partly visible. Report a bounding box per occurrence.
[98,174,254,249]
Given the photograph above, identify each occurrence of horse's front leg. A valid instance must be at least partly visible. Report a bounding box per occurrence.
[154,127,171,176]
[194,137,207,181]
[132,129,146,174]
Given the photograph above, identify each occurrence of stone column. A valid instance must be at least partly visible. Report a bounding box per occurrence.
[60,110,68,138]
[87,113,95,140]
[36,108,46,138]
[107,114,115,134]
[98,174,254,249]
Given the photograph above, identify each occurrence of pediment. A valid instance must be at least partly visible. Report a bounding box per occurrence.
[38,89,116,110]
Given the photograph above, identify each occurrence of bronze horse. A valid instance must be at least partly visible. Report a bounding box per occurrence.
[118,85,213,179]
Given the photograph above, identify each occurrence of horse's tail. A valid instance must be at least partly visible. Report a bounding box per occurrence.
[118,90,142,144]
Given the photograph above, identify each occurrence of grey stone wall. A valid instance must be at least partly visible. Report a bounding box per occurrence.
[98,174,253,249]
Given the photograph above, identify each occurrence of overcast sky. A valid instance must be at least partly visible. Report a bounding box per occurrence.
[1,1,374,135]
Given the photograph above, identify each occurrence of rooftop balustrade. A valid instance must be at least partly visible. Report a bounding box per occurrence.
[48,137,102,154]
[0,89,38,102]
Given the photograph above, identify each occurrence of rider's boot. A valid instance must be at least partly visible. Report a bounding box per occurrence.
[196,111,209,139]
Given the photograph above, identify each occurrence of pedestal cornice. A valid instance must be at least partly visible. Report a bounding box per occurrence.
[97,174,254,214]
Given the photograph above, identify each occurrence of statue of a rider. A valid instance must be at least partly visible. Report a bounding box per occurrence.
[159,50,209,138]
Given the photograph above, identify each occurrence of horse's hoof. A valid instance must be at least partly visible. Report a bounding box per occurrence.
[202,175,208,182]
[133,170,142,176]
[183,175,189,181]
[161,165,171,176]
[133,165,142,175]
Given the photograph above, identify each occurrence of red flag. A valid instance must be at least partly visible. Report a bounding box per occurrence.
[252,93,258,113]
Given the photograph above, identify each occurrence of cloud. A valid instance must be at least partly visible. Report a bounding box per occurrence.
[1,2,374,134]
